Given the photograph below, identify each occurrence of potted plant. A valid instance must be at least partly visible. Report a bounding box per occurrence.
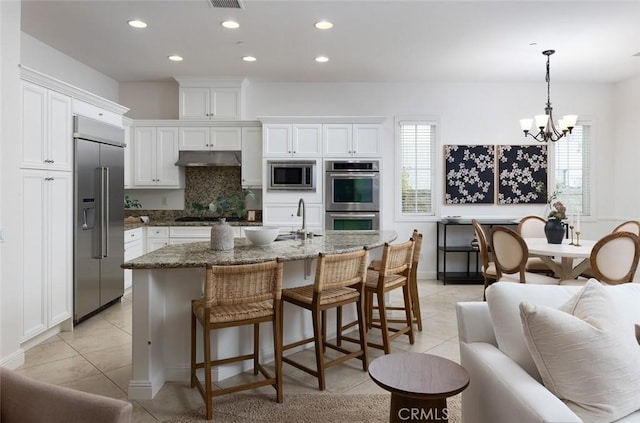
[545,200,566,244]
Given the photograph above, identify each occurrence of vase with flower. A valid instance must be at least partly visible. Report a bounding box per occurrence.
[545,201,566,244]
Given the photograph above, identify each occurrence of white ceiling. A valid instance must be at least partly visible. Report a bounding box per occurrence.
[20,0,640,84]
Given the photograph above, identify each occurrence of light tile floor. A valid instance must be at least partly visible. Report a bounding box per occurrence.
[16,279,483,422]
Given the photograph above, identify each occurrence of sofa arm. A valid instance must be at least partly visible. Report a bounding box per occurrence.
[460,342,582,423]
[456,302,497,345]
[1,367,133,423]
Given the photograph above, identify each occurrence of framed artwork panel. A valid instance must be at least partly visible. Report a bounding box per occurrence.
[497,144,548,204]
[444,145,495,204]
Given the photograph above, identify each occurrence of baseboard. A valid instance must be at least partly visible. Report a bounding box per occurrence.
[0,348,25,369]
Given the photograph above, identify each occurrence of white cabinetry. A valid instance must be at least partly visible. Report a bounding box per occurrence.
[241,127,262,187]
[179,127,242,151]
[123,119,132,188]
[21,169,72,340]
[133,127,183,188]
[175,77,247,120]
[124,228,144,290]
[147,226,170,253]
[323,124,381,157]
[263,124,322,157]
[72,98,123,127]
[262,202,323,233]
[21,81,72,171]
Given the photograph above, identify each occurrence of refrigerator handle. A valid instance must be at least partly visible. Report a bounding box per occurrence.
[104,166,110,257]
[99,167,107,258]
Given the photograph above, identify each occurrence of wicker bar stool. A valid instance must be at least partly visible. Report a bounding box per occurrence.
[361,239,415,354]
[281,248,369,391]
[365,230,424,331]
[190,259,284,420]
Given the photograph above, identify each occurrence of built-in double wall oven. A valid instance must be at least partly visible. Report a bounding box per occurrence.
[325,160,380,230]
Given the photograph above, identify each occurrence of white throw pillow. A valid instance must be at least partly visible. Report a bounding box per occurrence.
[519,280,640,423]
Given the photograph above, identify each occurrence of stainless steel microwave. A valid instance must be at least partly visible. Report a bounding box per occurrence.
[267,160,316,191]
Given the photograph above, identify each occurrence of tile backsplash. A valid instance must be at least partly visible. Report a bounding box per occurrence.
[129,167,261,221]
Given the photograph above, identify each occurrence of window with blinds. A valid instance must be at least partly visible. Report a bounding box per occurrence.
[554,124,591,216]
[397,120,436,217]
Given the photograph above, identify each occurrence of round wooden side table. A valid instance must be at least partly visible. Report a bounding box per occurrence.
[368,352,469,423]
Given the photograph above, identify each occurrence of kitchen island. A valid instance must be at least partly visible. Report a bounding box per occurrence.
[123,230,397,399]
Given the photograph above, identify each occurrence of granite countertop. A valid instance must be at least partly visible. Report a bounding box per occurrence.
[122,230,398,269]
[124,220,262,231]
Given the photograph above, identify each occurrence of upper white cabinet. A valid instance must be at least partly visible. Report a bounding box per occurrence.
[323,123,381,157]
[21,81,73,171]
[241,126,262,187]
[72,99,123,127]
[263,124,322,157]
[175,77,248,121]
[179,127,242,151]
[133,127,184,188]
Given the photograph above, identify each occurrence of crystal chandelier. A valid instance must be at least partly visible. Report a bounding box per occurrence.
[519,50,577,142]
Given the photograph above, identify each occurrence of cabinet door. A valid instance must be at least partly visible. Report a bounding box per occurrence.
[323,124,353,157]
[263,124,292,157]
[352,124,381,157]
[22,170,48,339]
[124,125,132,188]
[179,87,210,120]
[241,127,262,187]
[21,81,48,169]
[293,124,322,157]
[179,127,209,150]
[211,88,241,120]
[133,127,157,186]
[124,238,143,290]
[47,90,73,171]
[147,238,169,253]
[47,171,73,326]
[211,127,242,150]
[155,128,181,186]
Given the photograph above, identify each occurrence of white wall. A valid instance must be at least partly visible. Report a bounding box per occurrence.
[20,32,119,102]
[1,0,25,368]
[119,81,179,119]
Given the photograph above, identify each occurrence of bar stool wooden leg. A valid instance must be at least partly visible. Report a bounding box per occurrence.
[253,322,259,375]
[312,308,325,390]
[377,290,391,354]
[411,277,423,331]
[403,284,415,344]
[273,300,283,403]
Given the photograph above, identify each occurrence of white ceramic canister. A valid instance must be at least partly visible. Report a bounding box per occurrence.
[210,218,234,251]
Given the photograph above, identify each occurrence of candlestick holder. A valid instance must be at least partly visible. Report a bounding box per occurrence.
[569,225,575,245]
[575,231,581,247]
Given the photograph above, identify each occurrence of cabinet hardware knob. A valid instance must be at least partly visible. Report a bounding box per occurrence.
[99,113,103,116]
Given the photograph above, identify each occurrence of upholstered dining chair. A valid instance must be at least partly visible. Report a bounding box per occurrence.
[517,215,556,275]
[360,239,415,354]
[613,220,640,236]
[472,220,497,300]
[561,231,640,286]
[366,229,424,331]
[190,259,284,420]
[281,248,369,391]
[489,226,560,285]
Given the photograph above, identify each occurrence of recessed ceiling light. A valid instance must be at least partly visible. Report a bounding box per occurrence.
[315,56,329,63]
[242,56,256,62]
[168,55,183,62]
[222,20,240,29]
[315,20,333,30]
[128,20,147,29]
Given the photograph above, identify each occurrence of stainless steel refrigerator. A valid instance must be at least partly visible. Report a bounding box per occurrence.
[73,115,125,324]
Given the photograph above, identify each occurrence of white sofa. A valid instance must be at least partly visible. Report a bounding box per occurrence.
[456,282,640,423]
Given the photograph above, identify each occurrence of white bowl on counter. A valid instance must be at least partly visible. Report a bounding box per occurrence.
[244,227,280,246]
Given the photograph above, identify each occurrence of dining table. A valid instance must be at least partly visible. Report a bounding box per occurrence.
[524,237,597,280]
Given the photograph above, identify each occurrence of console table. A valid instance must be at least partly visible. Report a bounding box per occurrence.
[436,219,518,284]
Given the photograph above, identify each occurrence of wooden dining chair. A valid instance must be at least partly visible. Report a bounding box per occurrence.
[281,248,369,391]
[562,232,640,286]
[489,226,559,285]
[366,229,423,330]
[190,260,284,420]
[517,215,556,275]
[472,220,497,300]
[613,220,640,237]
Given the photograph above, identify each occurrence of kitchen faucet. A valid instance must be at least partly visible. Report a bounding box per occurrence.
[296,198,306,240]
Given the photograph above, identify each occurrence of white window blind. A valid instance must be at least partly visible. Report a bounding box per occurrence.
[554,124,591,216]
[397,121,435,216]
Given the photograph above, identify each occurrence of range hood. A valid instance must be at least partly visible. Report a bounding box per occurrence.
[174,151,241,167]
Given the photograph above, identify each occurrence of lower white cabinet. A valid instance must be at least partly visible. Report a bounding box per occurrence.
[262,202,323,233]
[169,226,242,244]
[147,226,170,253]
[21,169,73,341]
[124,228,144,290]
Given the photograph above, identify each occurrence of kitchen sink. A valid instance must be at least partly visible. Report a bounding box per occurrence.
[275,232,322,241]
